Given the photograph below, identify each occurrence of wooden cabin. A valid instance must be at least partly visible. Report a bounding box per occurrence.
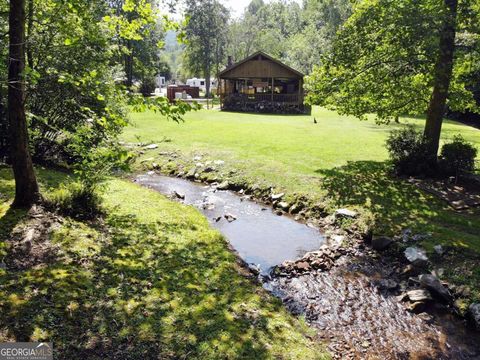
[218,51,308,114]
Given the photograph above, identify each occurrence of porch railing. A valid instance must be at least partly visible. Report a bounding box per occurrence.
[224,93,300,104]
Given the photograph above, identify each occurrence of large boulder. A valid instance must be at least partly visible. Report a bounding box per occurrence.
[419,274,452,303]
[468,303,480,331]
[404,247,429,267]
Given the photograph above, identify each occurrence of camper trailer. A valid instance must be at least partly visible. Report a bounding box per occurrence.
[186,78,216,93]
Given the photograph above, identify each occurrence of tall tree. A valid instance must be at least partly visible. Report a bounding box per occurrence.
[306,0,480,162]
[8,0,40,207]
[184,0,229,97]
[424,0,458,161]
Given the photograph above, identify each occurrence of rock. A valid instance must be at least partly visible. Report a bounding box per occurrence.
[417,312,435,324]
[289,204,300,214]
[433,245,444,255]
[404,247,429,267]
[377,279,398,291]
[334,208,357,219]
[224,213,237,222]
[271,192,285,201]
[277,201,290,211]
[24,228,36,243]
[455,285,471,298]
[213,160,225,165]
[213,216,222,222]
[144,144,158,150]
[467,303,480,330]
[174,191,185,200]
[204,166,215,173]
[147,171,155,175]
[193,155,202,161]
[217,181,230,190]
[295,261,310,271]
[407,301,427,313]
[186,168,196,179]
[419,274,452,303]
[329,235,345,247]
[195,162,204,168]
[406,289,432,302]
[248,263,260,275]
[371,236,393,251]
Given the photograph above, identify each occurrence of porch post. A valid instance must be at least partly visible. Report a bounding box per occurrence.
[271,77,274,103]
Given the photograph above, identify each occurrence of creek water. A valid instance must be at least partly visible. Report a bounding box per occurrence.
[136,173,325,274]
[135,173,480,359]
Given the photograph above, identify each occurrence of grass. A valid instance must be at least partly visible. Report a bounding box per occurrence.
[0,166,326,359]
[123,106,480,300]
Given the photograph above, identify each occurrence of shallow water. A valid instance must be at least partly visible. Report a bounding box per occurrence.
[136,173,325,274]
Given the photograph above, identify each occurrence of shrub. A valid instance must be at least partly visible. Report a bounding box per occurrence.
[46,182,103,220]
[440,135,477,179]
[386,125,435,176]
[140,77,156,97]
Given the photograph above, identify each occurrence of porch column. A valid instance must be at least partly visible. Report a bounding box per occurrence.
[271,77,274,103]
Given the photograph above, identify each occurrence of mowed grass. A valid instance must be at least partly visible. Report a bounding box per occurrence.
[0,166,325,359]
[124,107,480,189]
[124,107,480,254]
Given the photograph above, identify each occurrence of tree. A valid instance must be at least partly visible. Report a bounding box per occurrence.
[8,0,40,207]
[184,0,229,97]
[306,0,480,163]
[424,0,458,161]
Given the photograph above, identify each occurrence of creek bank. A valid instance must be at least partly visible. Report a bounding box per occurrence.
[132,149,480,357]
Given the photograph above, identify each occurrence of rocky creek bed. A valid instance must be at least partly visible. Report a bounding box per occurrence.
[135,171,480,359]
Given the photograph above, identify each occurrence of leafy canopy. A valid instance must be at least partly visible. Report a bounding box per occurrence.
[306,0,480,123]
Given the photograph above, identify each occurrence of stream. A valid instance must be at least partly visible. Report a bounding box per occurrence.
[136,173,480,360]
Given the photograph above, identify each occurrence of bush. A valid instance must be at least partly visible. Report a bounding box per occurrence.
[140,77,156,97]
[386,125,435,176]
[46,182,103,220]
[440,135,477,179]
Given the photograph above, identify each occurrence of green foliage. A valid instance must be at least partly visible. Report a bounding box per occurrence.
[385,125,435,176]
[306,0,480,122]
[45,181,103,220]
[225,0,351,74]
[183,0,229,94]
[440,135,478,177]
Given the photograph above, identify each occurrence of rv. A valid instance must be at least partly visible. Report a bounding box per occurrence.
[185,78,216,92]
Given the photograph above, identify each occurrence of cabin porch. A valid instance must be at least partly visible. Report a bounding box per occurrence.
[219,77,306,114]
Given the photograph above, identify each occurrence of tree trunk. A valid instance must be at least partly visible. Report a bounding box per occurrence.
[26,0,33,69]
[8,0,40,208]
[424,0,458,162]
[205,65,211,99]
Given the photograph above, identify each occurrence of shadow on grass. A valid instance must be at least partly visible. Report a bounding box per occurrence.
[316,161,438,234]
[0,209,310,359]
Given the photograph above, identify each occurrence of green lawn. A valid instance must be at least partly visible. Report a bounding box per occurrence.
[124,107,480,300]
[0,166,325,359]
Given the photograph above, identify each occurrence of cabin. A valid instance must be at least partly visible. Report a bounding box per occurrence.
[218,51,308,114]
